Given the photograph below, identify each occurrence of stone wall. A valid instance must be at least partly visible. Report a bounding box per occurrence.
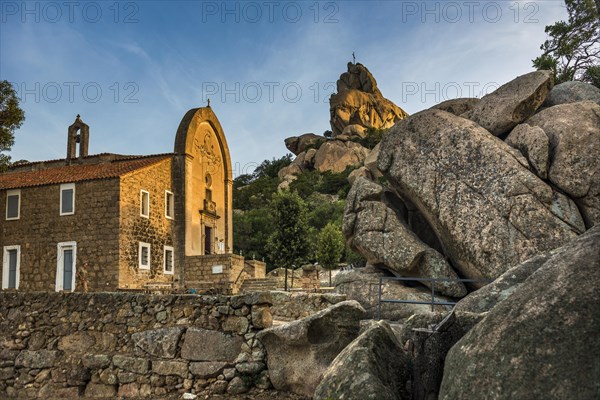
[0,180,121,291]
[270,291,347,320]
[244,260,267,279]
[119,159,177,289]
[185,254,246,294]
[0,291,274,398]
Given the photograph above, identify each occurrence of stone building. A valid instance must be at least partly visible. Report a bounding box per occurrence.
[0,107,264,293]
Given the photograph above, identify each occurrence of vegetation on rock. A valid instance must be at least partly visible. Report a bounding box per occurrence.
[233,155,362,270]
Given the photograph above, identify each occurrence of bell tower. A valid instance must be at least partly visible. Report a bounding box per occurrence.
[67,115,89,162]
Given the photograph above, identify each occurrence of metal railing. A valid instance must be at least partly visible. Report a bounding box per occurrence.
[377,276,492,320]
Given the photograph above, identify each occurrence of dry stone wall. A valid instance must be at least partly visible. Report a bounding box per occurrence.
[0,291,274,398]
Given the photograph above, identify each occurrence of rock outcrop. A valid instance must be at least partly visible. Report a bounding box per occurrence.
[284,133,325,156]
[343,178,466,297]
[439,225,600,400]
[431,98,480,116]
[313,140,369,173]
[544,80,600,107]
[330,62,408,137]
[526,101,600,227]
[505,123,550,179]
[257,300,366,397]
[468,70,553,136]
[377,108,584,281]
[453,252,554,314]
[314,320,411,400]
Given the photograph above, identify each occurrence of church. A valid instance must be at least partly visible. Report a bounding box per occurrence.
[0,107,264,293]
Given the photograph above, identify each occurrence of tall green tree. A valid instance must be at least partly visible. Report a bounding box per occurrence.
[266,190,310,289]
[316,223,345,287]
[533,0,600,86]
[0,81,25,171]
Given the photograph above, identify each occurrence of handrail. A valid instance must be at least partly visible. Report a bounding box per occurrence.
[377,276,492,320]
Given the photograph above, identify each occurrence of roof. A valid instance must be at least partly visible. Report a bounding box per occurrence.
[0,154,173,190]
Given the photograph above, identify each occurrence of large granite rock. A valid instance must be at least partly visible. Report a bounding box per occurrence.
[505,123,550,179]
[347,166,372,185]
[313,140,369,173]
[334,265,454,320]
[284,133,325,156]
[378,109,584,281]
[468,70,553,136]
[256,300,366,397]
[277,163,302,180]
[431,98,480,116]
[363,142,383,179]
[343,178,466,297]
[314,320,412,400]
[453,251,554,314]
[330,63,408,136]
[527,100,600,227]
[440,226,600,400]
[544,81,600,107]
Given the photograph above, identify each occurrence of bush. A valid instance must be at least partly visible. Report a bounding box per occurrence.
[356,127,387,149]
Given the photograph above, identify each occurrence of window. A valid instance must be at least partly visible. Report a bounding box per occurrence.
[56,242,76,292]
[140,190,149,218]
[139,242,151,270]
[6,190,21,220]
[164,246,174,274]
[165,191,174,219]
[2,246,21,290]
[60,183,75,216]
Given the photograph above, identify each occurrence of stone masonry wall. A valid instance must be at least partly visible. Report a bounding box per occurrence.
[0,180,121,291]
[119,159,177,289]
[0,291,274,398]
[185,254,246,294]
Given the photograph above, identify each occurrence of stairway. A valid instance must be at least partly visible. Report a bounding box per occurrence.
[240,278,278,293]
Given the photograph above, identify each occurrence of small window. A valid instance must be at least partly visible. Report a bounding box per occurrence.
[165,191,174,219]
[205,188,212,202]
[6,190,21,220]
[140,190,149,218]
[60,183,75,216]
[164,246,174,275]
[2,245,21,290]
[139,242,151,270]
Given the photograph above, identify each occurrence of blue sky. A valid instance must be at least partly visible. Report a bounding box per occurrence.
[1,1,567,176]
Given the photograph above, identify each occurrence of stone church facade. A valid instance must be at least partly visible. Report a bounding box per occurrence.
[0,107,263,293]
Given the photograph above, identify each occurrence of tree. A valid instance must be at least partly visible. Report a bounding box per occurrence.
[533,0,600,86]
[266,190,310,290]
[316,223,345,287]
[0,80,25,171]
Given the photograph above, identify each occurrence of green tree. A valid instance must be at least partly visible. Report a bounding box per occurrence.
[316,223,345,287]
[533,0,600,86]
[0,81,25,171]
[266,190,310,289]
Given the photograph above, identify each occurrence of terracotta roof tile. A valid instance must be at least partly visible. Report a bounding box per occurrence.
[0,154,172,190]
